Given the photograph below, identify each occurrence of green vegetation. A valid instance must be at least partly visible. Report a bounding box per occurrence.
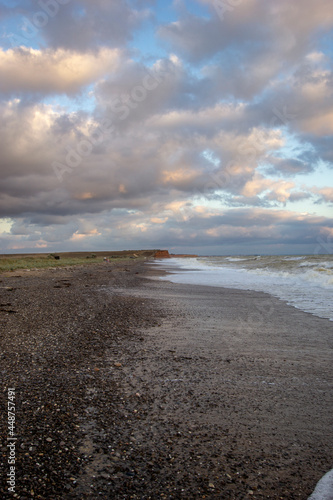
[0,250,157,273]
[0,255,103,272]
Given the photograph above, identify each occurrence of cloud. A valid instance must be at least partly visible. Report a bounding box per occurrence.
[44,0,151,51]
[313,187,333,203]
[0,4,11,20]
[6,0,151,52]
[0,0,332,254]
[158,0,333,110]
[2,206,332,255]
[0,83,322,224]
[288,191,312,202]
[159,0,271,64]
[267,158,315,176]
[301,136,333,166]
[161,0,333,65]
[0,47,122,95]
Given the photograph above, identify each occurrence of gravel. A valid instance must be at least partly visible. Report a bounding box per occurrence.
[0,261,332,499]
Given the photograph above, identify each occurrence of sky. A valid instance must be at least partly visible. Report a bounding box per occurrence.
[0,0,332,255]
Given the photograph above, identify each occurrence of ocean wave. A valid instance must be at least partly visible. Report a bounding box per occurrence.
[224,257,250,262]
[283,256,306,261]
[155,255,333,321]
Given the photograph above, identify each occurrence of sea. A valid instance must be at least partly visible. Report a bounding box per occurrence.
[154,254,333,321]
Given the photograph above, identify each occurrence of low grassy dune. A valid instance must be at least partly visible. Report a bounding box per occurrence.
[0,250,158,273]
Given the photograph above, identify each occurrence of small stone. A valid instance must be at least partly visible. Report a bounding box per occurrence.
[208,483,215,488]
[248,491,254,495]
[114,362,122,367]
[46,438,52,442]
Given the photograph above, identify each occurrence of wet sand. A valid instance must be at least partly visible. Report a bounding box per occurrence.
[0,260,332,498]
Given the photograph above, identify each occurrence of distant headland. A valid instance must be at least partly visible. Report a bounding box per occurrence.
[153,250,198,258]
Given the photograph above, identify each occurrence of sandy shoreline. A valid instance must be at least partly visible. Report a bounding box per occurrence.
[1,260,332,499]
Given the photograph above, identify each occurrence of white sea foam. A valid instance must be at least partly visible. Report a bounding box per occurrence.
[154,255,333,321]
[224,257,248,262]
[284,256,306,261]
[308,469,333,500]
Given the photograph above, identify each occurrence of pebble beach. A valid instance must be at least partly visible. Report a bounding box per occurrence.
[1,259,333,499]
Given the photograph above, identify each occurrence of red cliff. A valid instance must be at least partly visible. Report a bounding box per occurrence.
[154,250,170,258]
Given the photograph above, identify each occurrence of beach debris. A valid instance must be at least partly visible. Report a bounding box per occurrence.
[54,280,71,288]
